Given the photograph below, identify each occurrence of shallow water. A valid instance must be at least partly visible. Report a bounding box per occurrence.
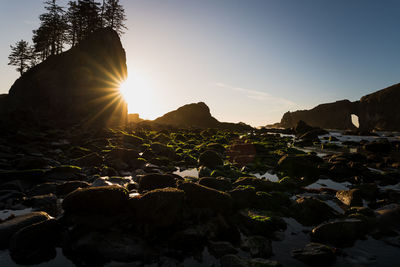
[0,208,33,221]
[305,179,351,191]
[252,171,280,182]
[173,168,199,178]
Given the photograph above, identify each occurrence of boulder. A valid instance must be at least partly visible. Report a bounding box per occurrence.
[208,241,238,258]
[336,189,363,206]
[3,28,127,127]
[62,185,129,214]
[233,177,281,192]
[199,177,232,191]
[277,154,323,178]
[292,197,338,226]
[241,235,272,258]
[177,181,233,213]
[9,219,61,265]
[311,219,368,246]
[0,211,51,249]
[292,243,336,266]
[238,209,286,237]
[64,231,152,264]
[134,188,185,227]
[198,150,224,169]
[56,180,90,196]
[137,173,176,193]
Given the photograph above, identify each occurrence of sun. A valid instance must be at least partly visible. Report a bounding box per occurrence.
[119,69,157,119]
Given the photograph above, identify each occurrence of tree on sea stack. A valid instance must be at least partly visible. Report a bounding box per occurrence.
[8,40,35,75]
[102,0,127,35]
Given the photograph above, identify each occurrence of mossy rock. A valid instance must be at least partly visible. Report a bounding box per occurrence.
[134,187,185,227]
[233,177,282,192]
[229,186,257,209]
[291,197,338,226]
[178,181,232,213]
[138,173,176,193]
[198,150,224,169]
[238,209,286,237]
[277,154,323,178]
[62,185,129,214]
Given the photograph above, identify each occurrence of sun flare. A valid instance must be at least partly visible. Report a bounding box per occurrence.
[119,70,158,119]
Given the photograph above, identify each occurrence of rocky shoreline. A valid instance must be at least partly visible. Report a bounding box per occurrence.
[0,123,399,266]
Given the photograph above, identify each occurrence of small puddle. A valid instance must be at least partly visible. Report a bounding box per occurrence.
[252,171,279,182]
[0,208,33,221]
[305,179,351,191]
[173,168,199,178]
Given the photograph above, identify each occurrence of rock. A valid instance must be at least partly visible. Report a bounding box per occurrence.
[153,102,220,128]
[220,255,281,267]
[62,185,129,214]
[3,28,127,127]
[229,185,256,209]
[134,188,185,227]
[375,204,400,234]
[277,154,323,178]
[177,181,232,213]
[363,141,392,153]
[294,120,315,135]
[198,150,224,169]
[311,219,368,246]
[292,243,336,266]
[0,211,51,248]
[238,209,286,237]
[198,177,232,191]
[336,189,363,206]
[27,182,58,196]
[9,219,61,265]
[72,152,103,167]
[220,254,247,267]
[247,258,282,267]
[233,177,281,192]
[253,191,291,212]
[241,235,272,258]
[23,193,58,216]
[279,83,400,131]
[121,133,143,147]
[198,166,212,178]
[56,180,90,196]
[208,241,238,258]
[292,197,338,226]
[137,173,176,193]
[65,231,152,263]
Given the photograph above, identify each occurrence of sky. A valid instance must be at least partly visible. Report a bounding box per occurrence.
[1,0,400,127]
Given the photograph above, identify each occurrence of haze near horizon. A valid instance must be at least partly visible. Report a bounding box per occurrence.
[1,0,400,126]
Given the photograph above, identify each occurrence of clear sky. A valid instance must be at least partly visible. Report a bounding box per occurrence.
[1,0,399,126]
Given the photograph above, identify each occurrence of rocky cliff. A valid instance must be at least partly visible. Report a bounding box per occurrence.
[357,83,400,131]
[278,83,400,131]
[2,27,128,127]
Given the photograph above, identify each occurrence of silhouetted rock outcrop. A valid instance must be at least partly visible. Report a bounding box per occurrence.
[280,100,357,130]
[139,102,253,130]
[278,83,400,131]
[154,102,220,128]
[357,83,400,131]
[1,28,127,127]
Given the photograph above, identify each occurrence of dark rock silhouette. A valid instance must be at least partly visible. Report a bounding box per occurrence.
[1,28,127,127]
[278,83,400,131]
[154,102,220,128]
[357,83,400,131]
[138,102,253,130]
